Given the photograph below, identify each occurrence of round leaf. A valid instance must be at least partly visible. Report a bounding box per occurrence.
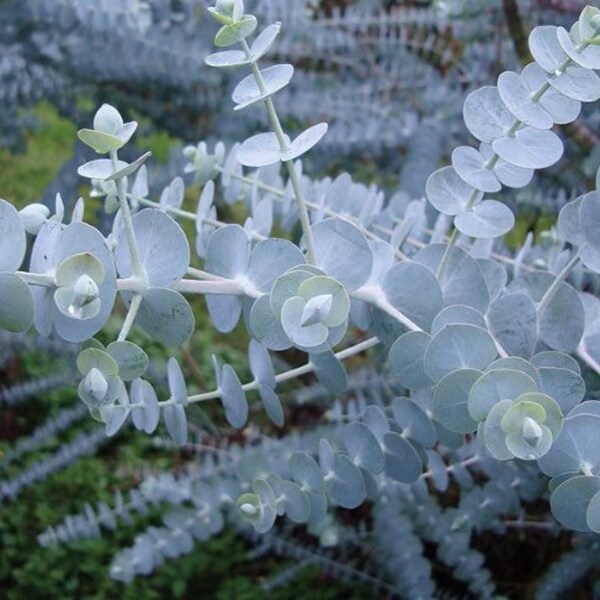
[383,432,422,483]
[311,218,372,291]
[233,64,294,111]
[247,238,304,293]
[539,367,585,412]
[0,274,33,333]
[130,378,160,434]
[493,127,564,170]
[454,200,515,239]
[221,364,248,428]
[391,397,437,447]
[249,295,291,351]
[451,146,501,193]
[259,385,284,427]
[214,15,258,47]
[538,414,600,477]
[424,324,497,382]
[116,209,190,287]
[0,199,26,272]
[327,454,366,509]
[431,305,486,336]
[487,293,537,358]
[463,86,514,143]
[237,132,281,168]
[414,244,489,313]
[382,262,442,330]
[107,341,148,381]
[281,123,328,161]
[342,421,384,473]
[388,331,432,390]
[310,350,348,395]
[468,368,537,422]
[426,166,480,215]
[53,223,117,342]
[135,288,195,346]
[163,404,188,446]
[551,475,600,531]
[529,25,568,73]
[433,368,481,433]
[497,70,554,129]
[249,339,275,388]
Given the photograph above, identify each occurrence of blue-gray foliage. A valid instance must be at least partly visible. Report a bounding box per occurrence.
[4,1,600,596]
[3,0,597,197]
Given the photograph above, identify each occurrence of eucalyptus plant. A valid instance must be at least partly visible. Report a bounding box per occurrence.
[5,1,600,592]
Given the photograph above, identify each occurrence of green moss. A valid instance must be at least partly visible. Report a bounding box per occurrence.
[504,210,557,249]
[133,115,181,164]
[0,104,77,207]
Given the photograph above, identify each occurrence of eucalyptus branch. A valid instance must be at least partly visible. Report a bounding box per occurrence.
[503,519,560,530]
[155,336,379,408]
[110,150,144,280]
[577,342,600,375]
[239,38,317,265]
[136,197,265,240]
[117,294,143,342]
[175,278,259,297]
[419,454,480,482]
[435,29,600,280]
[352,287,422,332]
[6,5,600,574]
[186,267,224,281]
[16,272,56,287]
[536,252,580,316]
[218,164,408,258]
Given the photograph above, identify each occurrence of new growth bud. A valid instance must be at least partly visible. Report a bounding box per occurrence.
[85,367,109,403]
[19,203,50,235]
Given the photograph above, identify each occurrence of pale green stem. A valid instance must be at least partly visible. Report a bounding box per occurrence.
[491,331,510,358]
[118,293,143,342]
[16,271,55,287]
[536,252,580,317]
[419,455,480,482]
[577,342,600,376]
[19,271,156,298]
[352,286,422,331]
[136,198,265,240]
[116,277,148,293]
[216,154,411,258]
[187,267,224,281]
[155,336,379,408]
[137,198,218,227]
[240,39,317,265]
[503,519,559,530]
[174,278,258,297]
[285,157,317,264]
[436,228,460,280]
[355,284,509,357]
[110,150,144,279]
[218,166,287,198]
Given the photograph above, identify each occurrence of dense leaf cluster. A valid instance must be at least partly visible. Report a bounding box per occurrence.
[3,1,600,597]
